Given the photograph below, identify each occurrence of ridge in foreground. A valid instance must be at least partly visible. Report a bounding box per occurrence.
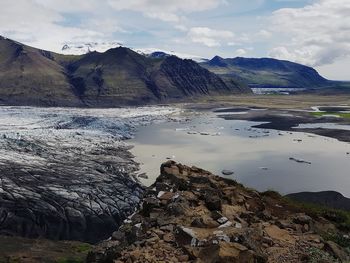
[88,161,350,263]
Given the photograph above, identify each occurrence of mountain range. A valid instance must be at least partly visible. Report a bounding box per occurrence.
[0,36,344,107]
[0,36,248,106]
[201,56,332,89]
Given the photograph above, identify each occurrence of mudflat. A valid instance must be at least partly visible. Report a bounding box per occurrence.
[184,94,350,142]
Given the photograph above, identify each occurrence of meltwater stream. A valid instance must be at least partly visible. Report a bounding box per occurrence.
[131,110,350,197]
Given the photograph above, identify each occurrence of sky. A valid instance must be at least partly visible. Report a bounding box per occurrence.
[0,0,349,80]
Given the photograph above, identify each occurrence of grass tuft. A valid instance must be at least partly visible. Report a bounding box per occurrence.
[72,243,92,253]
[311,112,350,118]
[284,197,350,232]
[57,258,84,263]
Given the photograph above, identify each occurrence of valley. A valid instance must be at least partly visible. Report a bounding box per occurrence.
[0,95,349,262]
[2,0,350,261]
[0,34,350,263]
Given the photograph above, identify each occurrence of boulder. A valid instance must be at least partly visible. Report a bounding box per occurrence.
[324,241,349,261]
[218,242,258,263]
[265,225,295,244]
[293,213,312,225]
[222,170,234,176]
[204,194,222,211]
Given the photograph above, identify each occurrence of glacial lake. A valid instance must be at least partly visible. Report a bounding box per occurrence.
[131,110,350,197]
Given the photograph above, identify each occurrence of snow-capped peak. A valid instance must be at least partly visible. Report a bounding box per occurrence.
[134,48,208,63]
[60,42,123,55]
[59,42,209,63]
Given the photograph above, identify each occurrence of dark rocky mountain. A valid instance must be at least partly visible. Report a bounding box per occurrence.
[67,48,250,106]
[202,56,332,89]
[286,191,350,211]
[0,36,82,106]
[0,37,250,107]
[148,51,170,59]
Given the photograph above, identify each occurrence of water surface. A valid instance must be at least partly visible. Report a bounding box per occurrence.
[131,111,350,196]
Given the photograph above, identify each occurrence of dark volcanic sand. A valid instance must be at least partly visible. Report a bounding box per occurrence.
[218,109,350,142]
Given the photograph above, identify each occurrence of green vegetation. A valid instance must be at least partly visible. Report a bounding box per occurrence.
[285,198,350,231]
[6,258,21,263]
[262,189,350,234]
[72,243,92,253]
[306,247,339,263]
[322,232,350,248]
[55,243,92,262]
[311,112,350,118]
[0,236,92,263]
[57,258,84,263]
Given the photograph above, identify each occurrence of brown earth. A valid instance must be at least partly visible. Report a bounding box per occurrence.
[0,235,91,263]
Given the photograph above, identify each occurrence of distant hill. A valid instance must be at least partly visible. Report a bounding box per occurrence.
[286,191,350,211]
[201,56,332,89]
[0,36,250,107]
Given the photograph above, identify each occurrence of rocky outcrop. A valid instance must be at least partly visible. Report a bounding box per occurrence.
[88,161,350,262]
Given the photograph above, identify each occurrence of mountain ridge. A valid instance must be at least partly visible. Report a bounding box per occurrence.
[0,37,250,107]
[286,191,350,211]
[88,161,350,262]
[201,56,332,89]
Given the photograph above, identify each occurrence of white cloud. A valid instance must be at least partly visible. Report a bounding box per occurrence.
[227,42,239,47]
[316,56,350,80]
[257,29,271,39]
[1,0,348,80]
[187,27,234,47]
[174,25,188,32]
[107,0,222,22]
[0,0,226,52]
[84,18,125,34]
[34,0,100,13]
[0,0,123,52]
[235,48,247,56]
[268,0,350,66]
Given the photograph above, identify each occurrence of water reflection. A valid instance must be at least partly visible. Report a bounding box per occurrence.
[130,112,350,197]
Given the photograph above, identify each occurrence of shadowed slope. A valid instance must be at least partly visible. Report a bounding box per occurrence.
[0,36,81,106]
[66,49,250,106]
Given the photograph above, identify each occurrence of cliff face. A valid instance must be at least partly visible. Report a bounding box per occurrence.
[0,37,250,107]
[88,161,350,263]
[153,56,250,98]
[66,51,250,106]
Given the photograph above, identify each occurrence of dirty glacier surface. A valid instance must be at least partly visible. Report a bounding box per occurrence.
[0,106,180,243]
